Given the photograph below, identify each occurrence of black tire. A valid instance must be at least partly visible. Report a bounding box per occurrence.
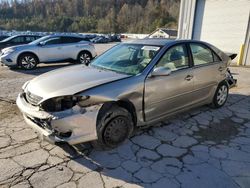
[92,105,134,150]
[77,51,92,65]
[211,81,229,108]
[18,53,38,70]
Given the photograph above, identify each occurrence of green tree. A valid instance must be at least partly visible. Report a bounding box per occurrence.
[0,0,180,33]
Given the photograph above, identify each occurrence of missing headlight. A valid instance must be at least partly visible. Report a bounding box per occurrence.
[41,96,88,112]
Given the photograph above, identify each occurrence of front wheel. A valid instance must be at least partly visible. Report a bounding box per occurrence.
[18,53,38,70]
[212,81,229,108]
[77,51,92,65]
[92,105,134,150]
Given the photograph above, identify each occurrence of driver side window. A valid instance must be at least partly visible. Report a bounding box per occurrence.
[44,37,62,45]
[11,37,25,43]
[156,45,189,72]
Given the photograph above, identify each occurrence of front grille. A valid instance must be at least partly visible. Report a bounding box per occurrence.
[25,91,43,105]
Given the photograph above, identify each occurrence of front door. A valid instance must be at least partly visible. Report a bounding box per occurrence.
[9,36,25,46]
[38,37,64,62]
[144,44,195,121]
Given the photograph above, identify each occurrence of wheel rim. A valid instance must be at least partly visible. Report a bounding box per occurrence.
[103,116,129,146]
[21,56,36,69]
[217,85,228,105]
[79,53,91,64]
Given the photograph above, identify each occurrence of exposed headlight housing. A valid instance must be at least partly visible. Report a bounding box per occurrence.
[41,95,89,112]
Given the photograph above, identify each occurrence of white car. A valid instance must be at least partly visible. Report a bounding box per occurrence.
[0,35,97,70]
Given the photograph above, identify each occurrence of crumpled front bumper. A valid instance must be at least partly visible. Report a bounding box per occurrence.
[16,93,101,145]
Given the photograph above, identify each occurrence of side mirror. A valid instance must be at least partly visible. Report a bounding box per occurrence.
[151,67,172,77]
[38,41,45,46]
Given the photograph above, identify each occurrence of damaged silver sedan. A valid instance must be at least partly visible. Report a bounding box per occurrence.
[17,39,234,149]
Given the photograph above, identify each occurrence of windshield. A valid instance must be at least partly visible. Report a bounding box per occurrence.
[29,35,51,45]
[91,44,161,75]
[1,35,16,42]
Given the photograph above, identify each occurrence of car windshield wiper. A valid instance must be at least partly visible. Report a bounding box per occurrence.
[90,64,110,71]
[90,64,133,75]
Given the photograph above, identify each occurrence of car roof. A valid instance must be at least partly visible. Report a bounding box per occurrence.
[0,34,41,42]
[47,34,85,38]
[125,38,209,46]
[10,34,41,37]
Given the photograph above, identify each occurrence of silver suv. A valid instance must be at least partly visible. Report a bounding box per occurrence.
[0,35,97,70]
[17,39,233,149]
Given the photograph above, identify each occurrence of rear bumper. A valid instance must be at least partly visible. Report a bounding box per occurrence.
[16,93,101,145]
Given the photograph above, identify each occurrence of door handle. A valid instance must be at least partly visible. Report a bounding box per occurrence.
[218,66,224,72]
[57,47,62,50]
[185,75,193,81]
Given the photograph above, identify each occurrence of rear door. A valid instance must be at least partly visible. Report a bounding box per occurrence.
[189,42,225,103]
[144,44,195,121]
[61,37,82,59]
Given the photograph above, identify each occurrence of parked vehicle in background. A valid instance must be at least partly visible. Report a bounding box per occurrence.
[82,34,97,41]
[110,34,121,42]
[91,34,121,43]
[0,35,97,70]
[0,35,41,50]
[16,39,234,149]
[91,36,109,43]
[0,35,10,41]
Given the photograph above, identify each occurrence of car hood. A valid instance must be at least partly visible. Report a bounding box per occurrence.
[26,65,131,102]
[1,44,35,52]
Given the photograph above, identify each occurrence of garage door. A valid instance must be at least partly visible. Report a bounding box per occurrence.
[193,0,250,59]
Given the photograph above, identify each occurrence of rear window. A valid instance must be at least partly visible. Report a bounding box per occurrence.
[25,36,36,42]
[190,44,214,66]
[212,52,221,62]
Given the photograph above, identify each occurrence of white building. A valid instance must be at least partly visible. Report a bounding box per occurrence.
[148,28,177,39]
[178,0,250,65]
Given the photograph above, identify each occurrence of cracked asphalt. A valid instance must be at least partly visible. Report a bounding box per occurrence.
[0,43,250,188]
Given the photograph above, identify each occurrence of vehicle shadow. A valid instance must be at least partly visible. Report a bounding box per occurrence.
[56,92,250,186]
[10,63,72,76]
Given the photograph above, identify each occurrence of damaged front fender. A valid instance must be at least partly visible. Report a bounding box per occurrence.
[50,104,102,144]
[16,93,102,145]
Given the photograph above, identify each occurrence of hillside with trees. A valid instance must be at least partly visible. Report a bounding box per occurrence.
[0,0,180,34]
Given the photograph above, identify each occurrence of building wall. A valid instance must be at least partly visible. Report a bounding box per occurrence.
[243,16,250,66]
[193,0,250,54]
[178,0,250,65]
[177,0,197,39]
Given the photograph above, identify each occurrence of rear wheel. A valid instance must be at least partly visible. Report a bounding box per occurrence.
[212,81,229,108]
[77,51,92,65]
[92,105,134,150]
[18,53,38,70]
